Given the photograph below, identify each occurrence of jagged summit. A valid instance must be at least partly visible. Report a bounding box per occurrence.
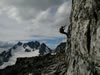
[23,41,40,50]
[17,41,23,46]
[39,43,52,56]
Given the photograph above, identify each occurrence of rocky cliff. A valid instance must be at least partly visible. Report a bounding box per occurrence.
[65,0,100,75]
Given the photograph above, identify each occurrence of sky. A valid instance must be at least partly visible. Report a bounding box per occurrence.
[0,0,71,50]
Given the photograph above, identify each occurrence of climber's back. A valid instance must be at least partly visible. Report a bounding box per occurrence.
[59,25,67,36]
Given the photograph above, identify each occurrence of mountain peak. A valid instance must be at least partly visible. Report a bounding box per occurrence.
[0,41,52,68]
[39,43,51,56]
[41,43,46,46]
[17,41,23,46]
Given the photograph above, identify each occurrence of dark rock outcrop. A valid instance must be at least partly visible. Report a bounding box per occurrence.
[0,50,66,75]
[17,42,23,46]
[39,43,52,56]
[55,42,66,53]
[26,41,40,50]
[25,49,31,52]
[23,41,40,50]
[0,50,12,66]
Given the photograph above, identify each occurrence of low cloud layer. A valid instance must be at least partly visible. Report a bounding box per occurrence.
[0,41,13,48]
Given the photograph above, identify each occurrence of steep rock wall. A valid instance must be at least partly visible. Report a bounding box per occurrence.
[66,0,100,75]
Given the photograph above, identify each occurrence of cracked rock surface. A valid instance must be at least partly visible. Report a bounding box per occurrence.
[66,0,100,75]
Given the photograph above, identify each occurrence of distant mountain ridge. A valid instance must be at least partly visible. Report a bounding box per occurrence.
[0,41,66,69]
[0,41,52,68]
[0,50,66,75]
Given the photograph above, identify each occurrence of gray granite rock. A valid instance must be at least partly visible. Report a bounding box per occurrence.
[65,0,100,75]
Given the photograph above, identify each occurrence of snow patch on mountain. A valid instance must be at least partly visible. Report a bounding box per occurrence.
[0,50,39,69]
[0,41,52,69]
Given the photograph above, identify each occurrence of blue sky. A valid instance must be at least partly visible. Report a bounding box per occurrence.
[42,37,66,49]
[0,0,71,50]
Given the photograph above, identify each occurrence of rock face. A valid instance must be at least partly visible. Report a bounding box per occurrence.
[66,0,100,75]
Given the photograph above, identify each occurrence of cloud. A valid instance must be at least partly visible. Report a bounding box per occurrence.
[0,0,64,21]
[0,41,15,53]
[0,0,71,41]
[0,41,13,48]
[1,0,63,10]
[0,41,16,51]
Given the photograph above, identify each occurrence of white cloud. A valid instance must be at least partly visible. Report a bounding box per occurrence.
[0,0,71,42]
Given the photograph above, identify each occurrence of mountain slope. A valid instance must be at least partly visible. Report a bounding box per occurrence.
[0,41,67,75]
[0,41,52,69]
[0,50,66,75]
[39,43,52,56]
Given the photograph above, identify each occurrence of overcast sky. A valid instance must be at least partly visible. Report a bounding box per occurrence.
[0,0,71,49]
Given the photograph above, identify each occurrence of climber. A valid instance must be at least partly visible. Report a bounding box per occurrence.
[59,25,68,36]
